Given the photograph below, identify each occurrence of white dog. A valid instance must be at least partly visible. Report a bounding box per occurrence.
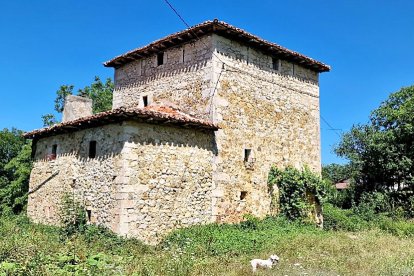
[250,254,280,272]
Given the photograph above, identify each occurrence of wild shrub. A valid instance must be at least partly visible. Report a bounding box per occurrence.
[377,217,414,237]
[407,196,414,218]
[240,214,260,230]
[352,192,391,221]
[268,166,331,221]
[59,193,87,237]
[323,203,369,231]
[161,215,318,258]
[328,185,355,209]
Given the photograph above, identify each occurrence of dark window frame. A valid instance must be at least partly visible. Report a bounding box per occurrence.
[272,57,279,71]
[48,144,58,160]
[86,209,92,222]
[157,52,164,66]
[244,149,252,162]
[143,95,148,107]
[89,141,97,159]
[52,144,57,155]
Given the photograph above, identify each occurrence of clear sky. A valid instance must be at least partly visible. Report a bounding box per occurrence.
[1,0,413,164]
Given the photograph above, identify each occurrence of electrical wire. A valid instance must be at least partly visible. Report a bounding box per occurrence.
[321,115,342,138]
[162,0,237,68]
[162,0,341,140]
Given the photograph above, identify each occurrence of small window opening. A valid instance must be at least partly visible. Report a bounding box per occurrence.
[86,209,92,222]
[49,144,57,160]
[157,52,164,66]
[182,49,185,62]
[89,141,97,158]
[272,57,279,70]
[52,144,57,155]
[292,64,295,75]
[143,95,148,107]
[240,191,248,200]
[244,149,252,162]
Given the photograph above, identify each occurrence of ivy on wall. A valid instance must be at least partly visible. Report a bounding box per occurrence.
[268,166,331,221]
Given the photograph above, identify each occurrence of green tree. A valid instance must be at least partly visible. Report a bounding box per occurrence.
[41,113,58,127]
[78,76,114,113]
[336,85,414,192]
[0,128,32,215]
[0,128,25,174]
[42,77,113,126]
[322,163,353,184]
[0,143,32,214]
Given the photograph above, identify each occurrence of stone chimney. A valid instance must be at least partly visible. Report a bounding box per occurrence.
[62,95,93,122]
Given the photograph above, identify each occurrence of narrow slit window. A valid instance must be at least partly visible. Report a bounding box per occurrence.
[143,95,148,107]
[51,144,57,160]
[52,144,57,155]
[157,52,164,66]
[89,141,97,158]
[182,49,185,62]
[244,149,252,162]
[272,58,279,70]
[240,191,248,200]
[86,209,92,222]
[48,144,57,161]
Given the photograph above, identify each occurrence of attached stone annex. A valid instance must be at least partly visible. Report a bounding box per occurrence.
[24,20,330,244]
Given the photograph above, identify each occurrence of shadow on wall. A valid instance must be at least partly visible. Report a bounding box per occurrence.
[28,171,59,195]
[116,60,209,89]
[126,127,218,156]
[33,124,218,163]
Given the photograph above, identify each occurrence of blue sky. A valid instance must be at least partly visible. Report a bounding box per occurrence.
[1,0,414,164]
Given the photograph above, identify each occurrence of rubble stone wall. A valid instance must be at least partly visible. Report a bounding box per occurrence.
[113,35,215,120]
[28,33,323,243]
[116,122,215,244]
[210,34,321,223]
[27,124,124,228]
[27,122,215,244]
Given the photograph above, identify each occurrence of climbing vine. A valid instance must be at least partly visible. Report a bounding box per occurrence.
[268,166,331,221]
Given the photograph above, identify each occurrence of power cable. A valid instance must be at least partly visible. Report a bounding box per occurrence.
[321,115,342,138]
[162,0,237,68]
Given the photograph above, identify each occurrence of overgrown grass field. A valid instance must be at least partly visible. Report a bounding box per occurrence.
[1,206,414,275]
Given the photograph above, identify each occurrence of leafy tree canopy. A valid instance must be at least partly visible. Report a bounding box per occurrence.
[335,85,414,192]
[0,128,32,215]
[42,76,113,126]
[322,163,353,184]
[0,128,25,173]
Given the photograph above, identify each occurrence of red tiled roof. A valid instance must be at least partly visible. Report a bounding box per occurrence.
[23,105,218,139]
[335,182,350,190]
[104,19,330,73]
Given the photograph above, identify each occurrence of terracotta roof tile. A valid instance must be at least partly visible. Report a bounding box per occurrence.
[104,20,330,73]
[24,105,218,139]
[335,182,350,190]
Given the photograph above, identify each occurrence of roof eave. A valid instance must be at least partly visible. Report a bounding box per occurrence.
[103,20,330,73]
[23,108,219,140]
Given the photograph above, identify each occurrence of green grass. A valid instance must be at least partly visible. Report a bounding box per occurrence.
[1,212,414,275]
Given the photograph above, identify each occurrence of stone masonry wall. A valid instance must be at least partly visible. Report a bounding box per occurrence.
[113,35,214,120]
[116,122,215,243]
[112,33,323,224]
[210,34,321,223]
[62,95,93,122]
[28,32,324,244]
[28,122,215,244]
[28,124,123,228]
